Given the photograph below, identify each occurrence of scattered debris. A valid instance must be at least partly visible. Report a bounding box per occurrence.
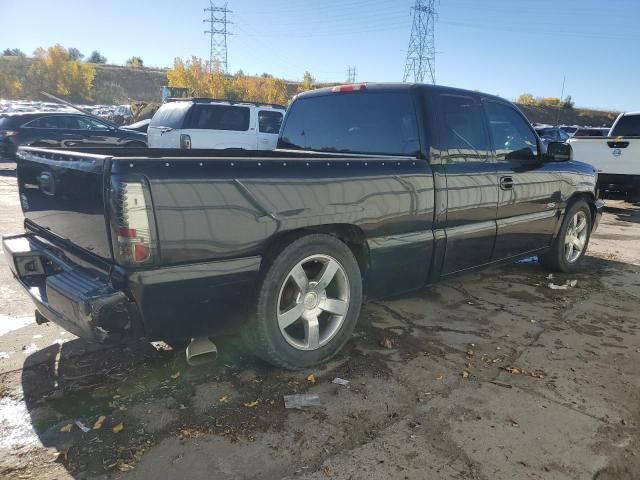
[93,415,106,430]
[461,370,470,379]
[548,280,578,290]
[501,366,546,379]
[306,374,317,384]
[170,372,181,380]
[218,394,231,404]
[0,351,8,359]
[243,400,259,408]
[284,393,321,409]
[112,423,124,433]
[380,337,395,349]
[546,274,554,280]
[332,377,349,386]
[60,423,73,433]
[75,420,91,433]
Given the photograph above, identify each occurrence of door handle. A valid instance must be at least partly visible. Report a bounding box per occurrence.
[500,176,514,190]
[607,141,629,148]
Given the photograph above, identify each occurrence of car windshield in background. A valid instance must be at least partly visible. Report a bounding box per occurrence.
[280,92,420,156]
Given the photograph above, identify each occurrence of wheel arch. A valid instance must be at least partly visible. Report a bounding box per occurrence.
[566,191,597,224]
[261,224,370,289]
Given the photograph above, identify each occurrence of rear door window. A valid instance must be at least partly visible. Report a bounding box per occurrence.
[280,92,420,156]
[258,110,283,134]
[438,94,489,155]
[187,105,250,131]
[23,116,65,129]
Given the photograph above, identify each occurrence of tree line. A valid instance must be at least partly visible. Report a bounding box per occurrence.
[0,45,146,103]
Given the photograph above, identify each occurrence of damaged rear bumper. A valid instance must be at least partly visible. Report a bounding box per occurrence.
[2,233,139,343]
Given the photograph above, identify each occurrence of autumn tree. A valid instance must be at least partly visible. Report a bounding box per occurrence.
[0,64,23,97]
[126,56,144,68]
[516,93,536,105]
[27,44,95,102]
[298,71,315,93]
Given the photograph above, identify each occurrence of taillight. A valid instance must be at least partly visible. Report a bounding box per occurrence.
[112,180,155,265]
[0,130,18,138]
[331,84,366,93]
[180,134,191,149]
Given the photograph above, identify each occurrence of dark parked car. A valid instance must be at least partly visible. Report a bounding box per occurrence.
[3,83,603,369]
[0,111,146,160]
[121,118,151,133]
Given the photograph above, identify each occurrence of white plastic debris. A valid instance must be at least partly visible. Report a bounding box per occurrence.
[548,279,578,290]
[546,274,554,280]
[332,377,350,386]
[75,420,91,433]
[0,352,9,360]
[284,393,321,409]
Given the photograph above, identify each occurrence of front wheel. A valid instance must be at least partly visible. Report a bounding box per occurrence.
[539,200,592,272]
[245,234,362,369]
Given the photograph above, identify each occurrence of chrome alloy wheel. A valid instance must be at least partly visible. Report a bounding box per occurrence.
[277,254,350,351]
[564,211,588,263]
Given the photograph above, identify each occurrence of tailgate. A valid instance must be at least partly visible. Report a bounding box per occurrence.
[570,137,640,175]
[16,147,113,259]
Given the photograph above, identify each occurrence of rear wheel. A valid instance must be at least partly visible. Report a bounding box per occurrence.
[539,199,592,272]
[245,234,362,369]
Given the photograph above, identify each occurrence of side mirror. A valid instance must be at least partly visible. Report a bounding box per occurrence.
[546,142,571,162]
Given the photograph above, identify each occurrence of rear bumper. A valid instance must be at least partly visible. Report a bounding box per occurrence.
[2,233,139,343]
[593,199,605,232]
[3,232,263,343]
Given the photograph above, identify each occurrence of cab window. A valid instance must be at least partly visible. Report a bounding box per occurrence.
[485,101,539,161]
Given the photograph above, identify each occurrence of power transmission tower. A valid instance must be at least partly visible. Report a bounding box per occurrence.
[347,66,357,83]
[403,0,437,84]
[203,1,232,73]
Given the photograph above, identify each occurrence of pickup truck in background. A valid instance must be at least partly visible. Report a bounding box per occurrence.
[3,83,603,369]
[569,112,640,197]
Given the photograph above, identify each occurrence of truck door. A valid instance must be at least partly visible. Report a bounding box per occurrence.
[257,110,284,150]
[483,100,560,259]
[438,93,499,275]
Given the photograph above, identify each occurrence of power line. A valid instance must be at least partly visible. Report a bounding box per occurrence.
[347,66,357,83]
[203,1,232,73]
[403,0,437,84]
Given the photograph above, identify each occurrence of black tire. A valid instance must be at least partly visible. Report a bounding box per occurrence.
[244,234,362,369]
[539,199,592,273]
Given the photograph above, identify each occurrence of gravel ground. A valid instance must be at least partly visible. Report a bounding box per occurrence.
[0,159,639,480]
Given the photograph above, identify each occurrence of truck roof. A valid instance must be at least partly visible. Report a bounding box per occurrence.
[295,82,508,104]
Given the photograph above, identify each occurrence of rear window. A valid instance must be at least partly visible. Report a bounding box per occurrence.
[611,115,640,137]
[186,105,250,131]
[0,116,18,129]
[280,92,420,156]
[149,102,192,129]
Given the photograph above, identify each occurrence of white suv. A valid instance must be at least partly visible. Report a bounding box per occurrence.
[147,99,286,150]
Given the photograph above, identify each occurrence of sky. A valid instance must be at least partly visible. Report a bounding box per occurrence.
[1,0,639,111]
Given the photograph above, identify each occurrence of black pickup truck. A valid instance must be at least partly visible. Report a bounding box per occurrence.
[3,83,604,369]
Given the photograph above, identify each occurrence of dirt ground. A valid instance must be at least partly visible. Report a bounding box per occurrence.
[1,159,639,480]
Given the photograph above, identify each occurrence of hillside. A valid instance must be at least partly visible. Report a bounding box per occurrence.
[516,103,618,128]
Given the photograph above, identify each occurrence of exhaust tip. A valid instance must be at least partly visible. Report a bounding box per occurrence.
[186,337,218,366]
